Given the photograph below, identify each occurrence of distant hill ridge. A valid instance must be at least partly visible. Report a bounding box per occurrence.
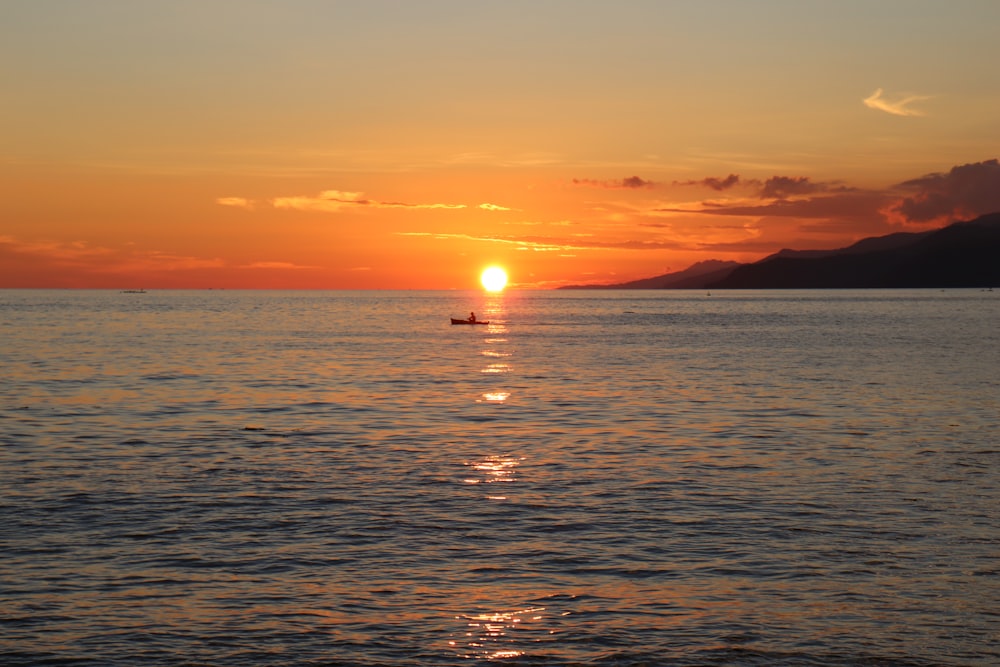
[559,212,1000,289]
[561,259,742,290]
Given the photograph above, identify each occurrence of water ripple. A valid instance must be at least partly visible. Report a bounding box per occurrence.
[1,289,997,666]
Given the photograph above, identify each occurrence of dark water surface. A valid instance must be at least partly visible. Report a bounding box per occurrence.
[1,289,997,666]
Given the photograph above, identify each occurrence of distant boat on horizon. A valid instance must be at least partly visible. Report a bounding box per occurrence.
[120,289,147,294]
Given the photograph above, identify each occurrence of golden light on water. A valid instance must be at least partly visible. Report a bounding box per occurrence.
[449,607,547,661]
[481,362,511,375]
[462,455,521,486]
[480,266,508,292]
[479,310,511,375]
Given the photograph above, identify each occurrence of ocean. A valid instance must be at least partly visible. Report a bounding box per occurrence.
[1,288,997,666]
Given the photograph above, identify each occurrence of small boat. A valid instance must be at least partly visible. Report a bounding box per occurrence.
[451,318,490,325]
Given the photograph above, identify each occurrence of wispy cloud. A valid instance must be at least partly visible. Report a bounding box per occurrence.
[240,261,319,270]
[0,237,115,262]
[863,88,930,117]
[216,197,254,209]
[220,192,514,215]
[573,176,656,189]
[666,173,844,200]
[654,191,890,223]
[398,232,570,252]
[126,252,227,272]
[674,174,742,191]
[378,201,466,210]
[281,190,465,212]
[267,190,466,213]
[0,236,336,288]
[0,236,226,273]
[758,175,833,199]
[397,231,692,252]
[272,190,364,213]
[439,151,564,168]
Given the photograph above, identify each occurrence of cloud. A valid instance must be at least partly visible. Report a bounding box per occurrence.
[398,231,570,252]
[393,158,998,261]
[378,201,466,210]
[671,174,839,200]
[272,190,365,213]
[674,174,742,191]
[479,203,516,211]
[622,176,654,189]
[216,197,254,209]
[271,190,466,212]
[649,158,1000,243]
[655,191,890,223]
[863,88,930,117]
[573,176,656,189]
[0,235,226,273]
[397,231,690,252]
[887,158,1000,225]
[240,261,318,270]
[671,173,842,199]
[0,236,115,263]
[131,252,227,272]
[759,175,828,199]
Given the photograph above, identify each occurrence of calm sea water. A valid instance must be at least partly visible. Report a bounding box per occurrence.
[1,289,997,666]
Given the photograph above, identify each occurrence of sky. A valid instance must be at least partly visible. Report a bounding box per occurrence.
[2,0,1000,289]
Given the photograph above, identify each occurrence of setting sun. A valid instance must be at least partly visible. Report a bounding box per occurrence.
[480,266,508,292]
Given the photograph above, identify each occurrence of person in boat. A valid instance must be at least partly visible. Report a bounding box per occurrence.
[468,312,476,323]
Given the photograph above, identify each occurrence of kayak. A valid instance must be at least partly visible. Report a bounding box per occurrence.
[451,318,490,325]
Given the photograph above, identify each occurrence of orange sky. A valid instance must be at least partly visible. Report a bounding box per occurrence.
[3,1,1000,289]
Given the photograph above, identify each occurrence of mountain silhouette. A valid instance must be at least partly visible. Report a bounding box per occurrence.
[560,212,1000,289]
[559,260,741,289]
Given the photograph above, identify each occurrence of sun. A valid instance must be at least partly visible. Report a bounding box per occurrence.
[480,266,508,292]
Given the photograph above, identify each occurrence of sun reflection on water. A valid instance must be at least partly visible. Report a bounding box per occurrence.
[480,363,512,375]
[449,606,547,661]
[463,455,522,486]
[478,297,512,378]
[478,391,510,403]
